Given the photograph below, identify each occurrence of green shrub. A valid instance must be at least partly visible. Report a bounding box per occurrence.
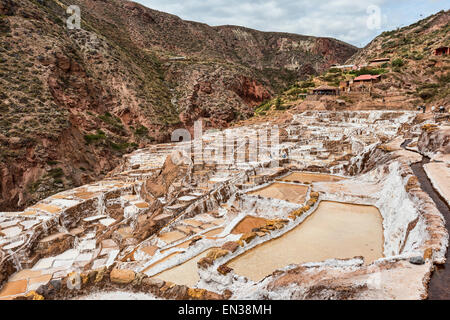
[391,58,405,68]
[275,98,282,110]
[381,30,397,37]
[98,112,124,131]
[255,100,272,114]
[350,68,386,77]
[328,68,341,74]
[48,168,64,179]
[438,73,450,84]
[418,88,437,100]
[84,130,106,144]
[109,141,132,152]
[134,125,149,136]
[285,87,307,96]
[299,81,315,88]
[381,40,397,49]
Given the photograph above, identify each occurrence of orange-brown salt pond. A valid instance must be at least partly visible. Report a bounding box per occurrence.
[249,182,308,204]
[227,201,384,282]
[231,216,268,234]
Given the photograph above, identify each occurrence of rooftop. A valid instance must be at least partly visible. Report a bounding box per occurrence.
[353,74,381,81]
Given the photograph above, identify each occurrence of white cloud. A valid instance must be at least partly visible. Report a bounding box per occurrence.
[136,0,448,47]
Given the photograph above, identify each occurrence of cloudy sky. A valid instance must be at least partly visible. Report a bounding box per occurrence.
[134,0,448,47]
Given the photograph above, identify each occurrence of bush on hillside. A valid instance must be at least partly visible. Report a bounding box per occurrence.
[392,58,405,68]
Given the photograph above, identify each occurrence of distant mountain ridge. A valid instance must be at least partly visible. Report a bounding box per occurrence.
[0,0,357,210]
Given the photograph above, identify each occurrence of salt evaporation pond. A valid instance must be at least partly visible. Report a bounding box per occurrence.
[249,182,309,204]
[279,172,346,184]
[151,248,217,287]
[227,201,384,282]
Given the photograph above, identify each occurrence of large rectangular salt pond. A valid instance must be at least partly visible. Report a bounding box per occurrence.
[227,201,384,282]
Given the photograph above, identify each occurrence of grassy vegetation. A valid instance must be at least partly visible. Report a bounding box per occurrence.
[47,168,64,179]
[284,86,308,97]
[391,58,405,68]
[349,67,387,77]
[84,130,107,144]
[46,160,59,166]
[255,100,273,115]
[299,80,316,88]
[134,125,149,136]
[275,97,284,110]
[98,112,126,133]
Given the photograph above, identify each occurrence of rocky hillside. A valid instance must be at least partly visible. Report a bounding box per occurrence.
[347,10,449,105]
[0,0,357,210]
[250,10,449,117]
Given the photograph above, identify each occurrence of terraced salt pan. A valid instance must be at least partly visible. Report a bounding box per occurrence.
[227,201,384,282]
[203,228,225,238]
[151,249,216,287]
[142,252,181,272]
[279,172,347,184]
[424,162,450,206]
[231,216,268,234]
[249,182,308,204]
[159,231,186,244]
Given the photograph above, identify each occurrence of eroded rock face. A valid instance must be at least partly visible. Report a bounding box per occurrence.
[140,150,191,201]
[228,76,272,106]
[0,252,16,289]
[35,233,74,257]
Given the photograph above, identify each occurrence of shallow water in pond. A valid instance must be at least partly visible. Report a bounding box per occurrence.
[249,182,308,204]
[151,248,217,287]
[227,201,384,282]
[279,172,346,184]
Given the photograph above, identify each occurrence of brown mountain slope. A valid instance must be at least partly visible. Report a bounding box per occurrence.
[0,0,357,210]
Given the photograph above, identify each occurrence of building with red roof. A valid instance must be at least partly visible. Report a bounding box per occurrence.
[349,74,382,93]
